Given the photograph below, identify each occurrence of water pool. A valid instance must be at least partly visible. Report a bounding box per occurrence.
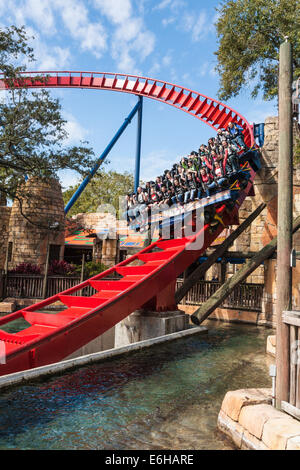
[0,321,273,450]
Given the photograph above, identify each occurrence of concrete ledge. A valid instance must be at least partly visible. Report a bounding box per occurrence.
[0,325,207,390]
[0,298,64,315]
[0,300,16,314]
[218,388,300,450]
[221,388,272,421]
[114,309,189,348]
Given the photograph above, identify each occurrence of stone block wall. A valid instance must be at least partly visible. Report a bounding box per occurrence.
[218,388,300,450]
[69,212,128,268]
[7,178,65,273]
[225,117,300,324]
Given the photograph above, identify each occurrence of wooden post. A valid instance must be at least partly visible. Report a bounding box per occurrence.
[220,260,226,284]
[276,40,293,409]
[42,242,50,299]
[191,215,300,326]
[2,242,10,299]
[4,243,9,275]
[143,225,152,248]
[80,253,85,283]
[289,325,297,406]
[175,202,266,304]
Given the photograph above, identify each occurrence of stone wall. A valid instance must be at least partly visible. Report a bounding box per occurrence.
[218,388,300,450]
[7,178,65,273]
[226,117,300,284]
[69,212,127,267]
[222,117,300,327]
[71,211,127,235]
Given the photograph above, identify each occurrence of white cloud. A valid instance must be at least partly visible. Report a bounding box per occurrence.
[63,112,89,145]
[0,0,55,35]
[153,0,186,12]
[55,0,107,58]
[2,0,108,60]
[94,0,132,24]
[23,0,56,35]
[147,52,173,79]
[1,0,156,74]
[38,46,71,70]
[162,17,176,27]
[182,10,214,42]
[16,26,71,70]
[245,102,277,125]
[140,148,177,182]
[94,0,156,74]
[153,0,172,10]
[114,16,143,42]
[149,61,161,75]
[59,169,81,190]
[191,11,207,42]
[162,54,172,67]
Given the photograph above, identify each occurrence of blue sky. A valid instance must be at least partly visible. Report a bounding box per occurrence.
[0,0,277,190]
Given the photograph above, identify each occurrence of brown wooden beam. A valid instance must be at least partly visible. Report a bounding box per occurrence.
[276,40,293,408]
[175,202,266,304]
[191,215,300,326]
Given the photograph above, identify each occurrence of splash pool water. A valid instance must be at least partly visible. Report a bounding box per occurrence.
[0,321,273,450]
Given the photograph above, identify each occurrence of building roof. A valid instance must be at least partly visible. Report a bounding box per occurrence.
[65,229,158,249]
[65,230,95,247]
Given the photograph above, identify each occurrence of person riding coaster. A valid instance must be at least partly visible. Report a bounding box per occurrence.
[125,121,260,234]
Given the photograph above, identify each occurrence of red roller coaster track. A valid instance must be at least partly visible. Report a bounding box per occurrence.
[0,72,256,376]
[0,71,254,148]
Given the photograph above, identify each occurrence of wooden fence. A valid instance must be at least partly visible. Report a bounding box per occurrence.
[281,310,300,420]
[176,279,264,312]
[0,273,113,299]
[0,273,263,312]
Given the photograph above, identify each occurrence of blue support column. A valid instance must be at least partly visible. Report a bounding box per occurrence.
[64,99,142,214]
[134,96,143,193]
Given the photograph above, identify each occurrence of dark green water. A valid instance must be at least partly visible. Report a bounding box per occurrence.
[0,321,273,450]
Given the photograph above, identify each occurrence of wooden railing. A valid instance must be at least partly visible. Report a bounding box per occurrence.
[176,279,264,312]
[0,274,263,312]
[0,273,117,299]
[281,310,300,420]
[3,274,80,299]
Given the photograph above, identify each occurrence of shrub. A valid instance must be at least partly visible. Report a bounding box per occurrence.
[73,260,108,279]
[48,260,76,276]
[11,263,42,275]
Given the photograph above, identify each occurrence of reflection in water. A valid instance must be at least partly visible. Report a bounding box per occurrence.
[0,321,273,450]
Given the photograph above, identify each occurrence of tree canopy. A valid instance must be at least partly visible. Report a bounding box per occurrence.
[0,26,95,206]
[63,170,134,217]
[215,0,300,101]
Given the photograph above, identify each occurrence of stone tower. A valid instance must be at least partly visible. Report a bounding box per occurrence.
[7,178,65,273]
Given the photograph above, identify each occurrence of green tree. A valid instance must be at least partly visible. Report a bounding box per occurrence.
[0,26,95,206]
[63,169,134,216]
[215,0,300,101]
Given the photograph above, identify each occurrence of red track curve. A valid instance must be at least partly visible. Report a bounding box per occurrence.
[0,71,254,148]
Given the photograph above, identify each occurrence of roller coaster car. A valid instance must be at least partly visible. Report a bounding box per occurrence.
[240,149,262,172]
[131,150,261,236]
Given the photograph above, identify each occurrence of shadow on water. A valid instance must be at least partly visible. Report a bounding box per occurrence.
[0,321,273,450]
